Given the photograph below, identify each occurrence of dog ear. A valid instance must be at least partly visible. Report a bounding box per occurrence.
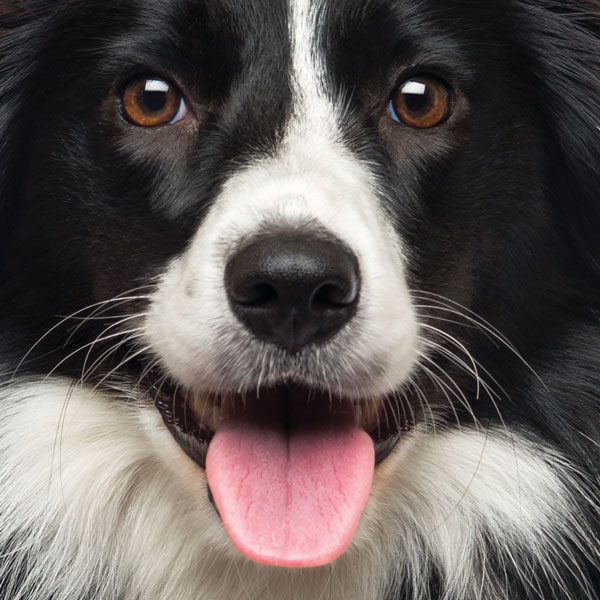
[520,0,600,275]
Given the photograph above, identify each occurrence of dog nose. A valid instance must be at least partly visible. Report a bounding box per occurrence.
[225,232,360,352]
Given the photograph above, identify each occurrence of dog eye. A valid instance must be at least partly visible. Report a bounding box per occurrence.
[120,76,187,127]
[388,75,453,129]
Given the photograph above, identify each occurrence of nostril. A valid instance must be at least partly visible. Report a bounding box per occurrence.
[312,281,357,308]
[233,282,278,307]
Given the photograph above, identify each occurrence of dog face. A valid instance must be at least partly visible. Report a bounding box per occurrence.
[2,0,556,398]
[1,0,600,598]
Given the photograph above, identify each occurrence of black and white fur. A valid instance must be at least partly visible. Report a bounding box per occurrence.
[1,0,600,598]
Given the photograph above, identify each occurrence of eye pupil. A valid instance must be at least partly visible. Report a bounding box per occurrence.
[403,90,429,114]
[143,90,168,113]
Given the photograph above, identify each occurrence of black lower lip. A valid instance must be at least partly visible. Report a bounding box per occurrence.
[374,431,404,463]
[164,419,212,469]
[150,379,413,468]
[151,380,213,468]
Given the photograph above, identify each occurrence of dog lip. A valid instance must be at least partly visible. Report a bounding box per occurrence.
[148,375,213,468]
[148,373,414,468]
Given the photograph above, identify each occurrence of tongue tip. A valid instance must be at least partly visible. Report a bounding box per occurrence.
[221,500,365,569]
[230,538,354,569]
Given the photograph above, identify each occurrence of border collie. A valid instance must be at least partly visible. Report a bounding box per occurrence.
[1,0,600,598]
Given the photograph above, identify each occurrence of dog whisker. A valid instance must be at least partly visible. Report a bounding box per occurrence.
[10,294,145,381]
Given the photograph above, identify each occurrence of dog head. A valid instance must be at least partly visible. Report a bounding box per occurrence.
[1,0,599,586]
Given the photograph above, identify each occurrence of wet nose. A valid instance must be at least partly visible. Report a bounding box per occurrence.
[225,232,360,353]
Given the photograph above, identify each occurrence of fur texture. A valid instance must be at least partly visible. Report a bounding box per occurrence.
[0,1,600,599]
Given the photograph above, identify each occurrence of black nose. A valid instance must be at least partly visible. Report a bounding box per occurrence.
[225,231,360,352]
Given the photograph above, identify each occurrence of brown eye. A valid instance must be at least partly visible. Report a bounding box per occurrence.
[389,75,453,129]
[120,77,187,127]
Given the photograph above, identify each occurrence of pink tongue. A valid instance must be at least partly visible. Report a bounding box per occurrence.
[206,396,374,568]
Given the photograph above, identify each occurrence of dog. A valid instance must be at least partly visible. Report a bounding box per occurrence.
[1,0,599,598]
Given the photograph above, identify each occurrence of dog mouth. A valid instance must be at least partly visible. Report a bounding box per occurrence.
[149,374,413,568]
[151,379,413,467]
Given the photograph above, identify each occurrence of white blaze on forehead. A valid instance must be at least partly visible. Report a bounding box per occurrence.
[289,0,331,129]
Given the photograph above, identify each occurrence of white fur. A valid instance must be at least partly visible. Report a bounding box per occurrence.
[0,379,593,600]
